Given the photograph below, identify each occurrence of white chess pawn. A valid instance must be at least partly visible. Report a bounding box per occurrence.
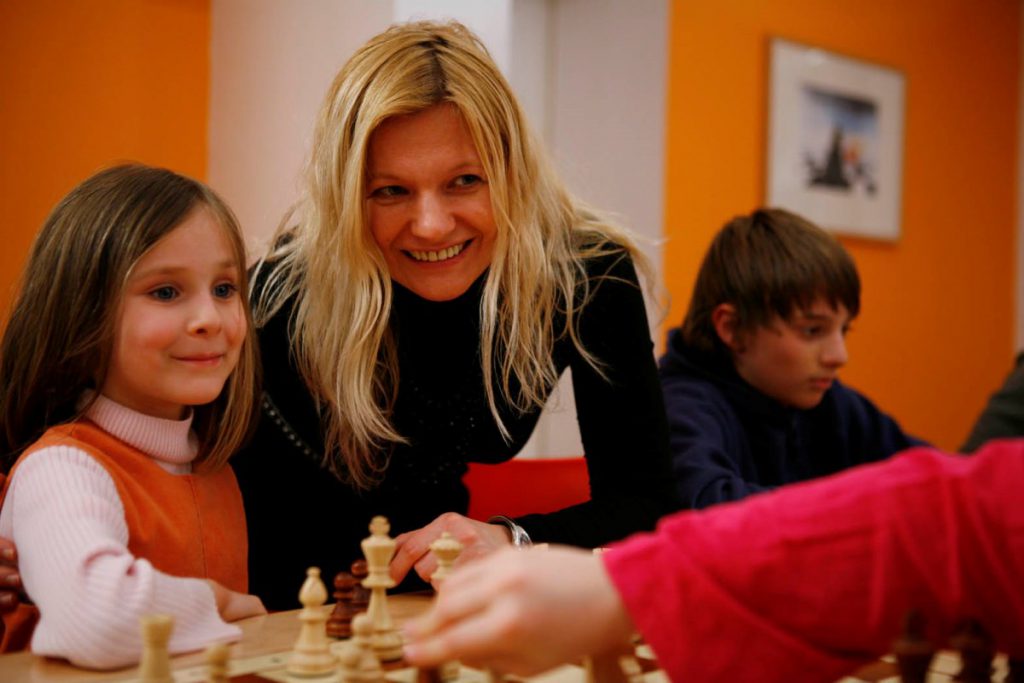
[360,516,403,661]
[429,532,462,585]
[138,614,174,683]
[337,613,386,683]
[287,567,338,676]
[204,641,230,683]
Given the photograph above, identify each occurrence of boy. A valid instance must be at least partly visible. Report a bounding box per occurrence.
[660,208,923,508]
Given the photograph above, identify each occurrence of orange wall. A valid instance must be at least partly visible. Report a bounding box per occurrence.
[0,0,210,316]
[665,0,1019,449]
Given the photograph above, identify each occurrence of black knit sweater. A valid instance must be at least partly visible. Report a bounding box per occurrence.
[234,251,674,609]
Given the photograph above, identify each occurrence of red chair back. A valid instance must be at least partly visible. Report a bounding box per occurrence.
[464,457,590,521]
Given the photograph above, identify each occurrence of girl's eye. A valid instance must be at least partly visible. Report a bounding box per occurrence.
[149,286,178,301]
[452,174,483,189]
[370,185,406,199]
[213,283,238,299]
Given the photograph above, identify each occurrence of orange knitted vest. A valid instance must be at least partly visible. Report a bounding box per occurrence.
[0,420,248,652]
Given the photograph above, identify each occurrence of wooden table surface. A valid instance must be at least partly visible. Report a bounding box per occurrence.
[0,594,1009,683]
[0,593,435,683]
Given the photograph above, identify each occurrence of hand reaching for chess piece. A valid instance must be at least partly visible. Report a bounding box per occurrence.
[391,513,513,586]
[403,545,635,675]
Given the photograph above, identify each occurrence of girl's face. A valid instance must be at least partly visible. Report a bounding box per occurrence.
[365,103,497,301]
[102,206,246,420]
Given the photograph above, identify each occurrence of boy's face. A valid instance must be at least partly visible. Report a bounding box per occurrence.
[733,299,852,410]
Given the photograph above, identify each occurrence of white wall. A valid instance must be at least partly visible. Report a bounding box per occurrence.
[208,0,668,458]
[517,0,669,457]
[208,0,392,254]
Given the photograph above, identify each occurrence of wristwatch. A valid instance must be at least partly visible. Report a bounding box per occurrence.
[487,515,533,548]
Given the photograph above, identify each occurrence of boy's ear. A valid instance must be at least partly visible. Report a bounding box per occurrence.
[711,303,743,353]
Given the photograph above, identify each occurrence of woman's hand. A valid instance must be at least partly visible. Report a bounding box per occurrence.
[402,545,635,675]
[390,513,512,585]
[205,580,268,622]
[0,536,23,612]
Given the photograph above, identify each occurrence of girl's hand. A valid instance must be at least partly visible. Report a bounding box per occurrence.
[402,545,635,675]
[205,580,267,622]
[0,536,24,613]
[391,513,512,585]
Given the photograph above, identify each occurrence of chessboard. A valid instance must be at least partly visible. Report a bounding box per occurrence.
[112,644,666,683]
[0,516,1016,683]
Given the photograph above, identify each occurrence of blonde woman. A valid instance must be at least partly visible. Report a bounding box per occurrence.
[236,21,675,608]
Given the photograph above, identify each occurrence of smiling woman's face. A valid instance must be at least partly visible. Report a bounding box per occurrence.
[365,103,497,302]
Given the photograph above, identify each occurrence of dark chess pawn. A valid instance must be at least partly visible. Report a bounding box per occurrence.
[327,570,358,639]
[1005,659,1024,683]
[350,559,371,613]
[894,610,935,683]
[951,619,995,683]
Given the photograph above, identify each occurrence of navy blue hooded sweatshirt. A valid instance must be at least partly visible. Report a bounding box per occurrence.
[659,328,925,509]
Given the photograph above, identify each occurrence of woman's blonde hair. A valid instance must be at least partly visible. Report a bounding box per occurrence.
[255,20,648,488]
[0,163,259,471]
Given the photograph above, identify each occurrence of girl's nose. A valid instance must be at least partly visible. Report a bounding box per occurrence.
[187,295,224,335]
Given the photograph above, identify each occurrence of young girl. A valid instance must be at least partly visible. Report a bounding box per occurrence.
[0,164,266,668]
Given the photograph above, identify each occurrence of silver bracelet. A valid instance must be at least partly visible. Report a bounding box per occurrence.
[487,515,533,548]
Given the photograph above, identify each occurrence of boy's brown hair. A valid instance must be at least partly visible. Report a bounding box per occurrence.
[681,207,860,358]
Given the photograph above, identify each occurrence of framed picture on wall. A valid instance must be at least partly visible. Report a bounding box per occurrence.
[766,38,906,241]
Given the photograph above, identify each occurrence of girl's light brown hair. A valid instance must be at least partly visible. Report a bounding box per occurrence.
[254,20,649,489]
[0,163,259,471]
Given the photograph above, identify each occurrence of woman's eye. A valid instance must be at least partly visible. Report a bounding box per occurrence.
[149,286,178,301]
[213,283,238,298]
[370,185,406,199]
[452,174,483,189]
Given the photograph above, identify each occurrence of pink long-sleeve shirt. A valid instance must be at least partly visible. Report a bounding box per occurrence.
[0,394,241,669]
[603,442,1024,682]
